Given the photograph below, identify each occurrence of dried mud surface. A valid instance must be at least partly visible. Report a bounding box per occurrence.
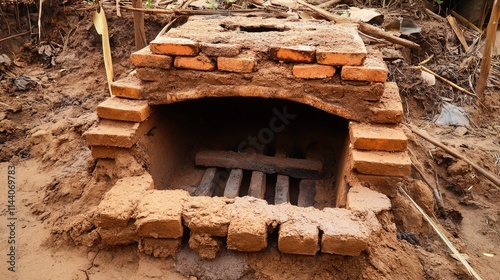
[0,2,499,280]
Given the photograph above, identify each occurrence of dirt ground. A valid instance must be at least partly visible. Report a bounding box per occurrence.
[0,1,499,279]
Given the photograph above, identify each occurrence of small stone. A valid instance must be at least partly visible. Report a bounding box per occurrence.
[453,126,468,137]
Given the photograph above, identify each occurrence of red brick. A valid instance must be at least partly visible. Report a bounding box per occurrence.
[370,82,403,124]
[201,42,241,57]
[182,196,230,237]
[351,150,411,177]
[217,56,255,73]
[97,96,152,122]
[130,46,173,69]
[346,185,391,214]
[355,173,402,198]
[150,37,199,56]
[269,46,315,63]
[227,217,267,252]
[111,73,143,99]
[349,122,407,152]
[278,221,319,255]
[174,54,216,71]
[96,174,154,229]
[319,208,371,256]
[341,52,388,82]
[84,116,155,148]
[316,36,367,66]
[135,190,189,239]
[91,146,129,159]
[292,64,336,79]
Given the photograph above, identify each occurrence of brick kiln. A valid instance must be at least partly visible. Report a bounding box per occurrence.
[84,16,411,258]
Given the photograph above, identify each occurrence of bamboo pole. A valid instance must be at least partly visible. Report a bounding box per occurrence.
[296,0,420,49]
[476,0,500,100]
[408,125,500,190]
[415,66,476,96]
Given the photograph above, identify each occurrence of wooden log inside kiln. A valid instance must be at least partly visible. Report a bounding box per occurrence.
[224,169,243,199]
[195,150,323,179]
[194,168,218,196]
[298,179,316,207]
[248,171,266,199]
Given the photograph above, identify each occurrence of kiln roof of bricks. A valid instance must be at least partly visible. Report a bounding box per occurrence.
[114,15,400,123]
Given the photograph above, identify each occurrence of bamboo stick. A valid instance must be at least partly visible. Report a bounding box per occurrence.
[476,0,500,100]
[417,66,476,96]
[296,0,420,49]
[0,31,30,43]
[408,125,500,190]
[451,10,482,33]
[446,15,469,52]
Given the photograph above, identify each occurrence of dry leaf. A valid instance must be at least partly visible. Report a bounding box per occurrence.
[93,7,114,96]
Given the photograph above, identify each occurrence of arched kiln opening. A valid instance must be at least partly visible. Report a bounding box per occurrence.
[141,97,349,209]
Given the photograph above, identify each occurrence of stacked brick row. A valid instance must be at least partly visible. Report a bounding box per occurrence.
[95,173,391,258]
[129,35,388,83]
[349,122,411,198]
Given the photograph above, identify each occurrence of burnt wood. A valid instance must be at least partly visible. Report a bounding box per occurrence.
[195,150,323,179]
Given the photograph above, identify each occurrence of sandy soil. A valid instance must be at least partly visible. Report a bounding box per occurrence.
[0,1,499,279]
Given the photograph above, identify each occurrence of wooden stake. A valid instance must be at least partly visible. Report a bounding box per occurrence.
[446,15,469,52]
[476,0,500,100]
[408,125,500,190]
[132,0,147,50]
[296,0,420,49]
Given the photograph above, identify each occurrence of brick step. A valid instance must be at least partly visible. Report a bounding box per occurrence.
[355,172,403,198]
[369,82,404,124]
[94,184,388,257]
[349,122,408,152]
[84,116,155,148]
[351,149,411,177]
[111,72,144,99]
[97,96,152,122]
[131,46,173,70]
[341,49,388,83]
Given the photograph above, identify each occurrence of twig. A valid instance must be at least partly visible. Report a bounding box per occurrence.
[446,15,469,52]
[38,0,44,41]
[451,10,482,33]
[181,0,195,9]
[415,65,476,96]
[408,124,500,190]
[317,0,342,8]
[476,0,500,100]
[418,54,434,66]
[412,163,445,211]
[434,168,443,205]
[0,31,30,43]
[424,8,444,21]
[155,15,178,39]
[296,0,420,49]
